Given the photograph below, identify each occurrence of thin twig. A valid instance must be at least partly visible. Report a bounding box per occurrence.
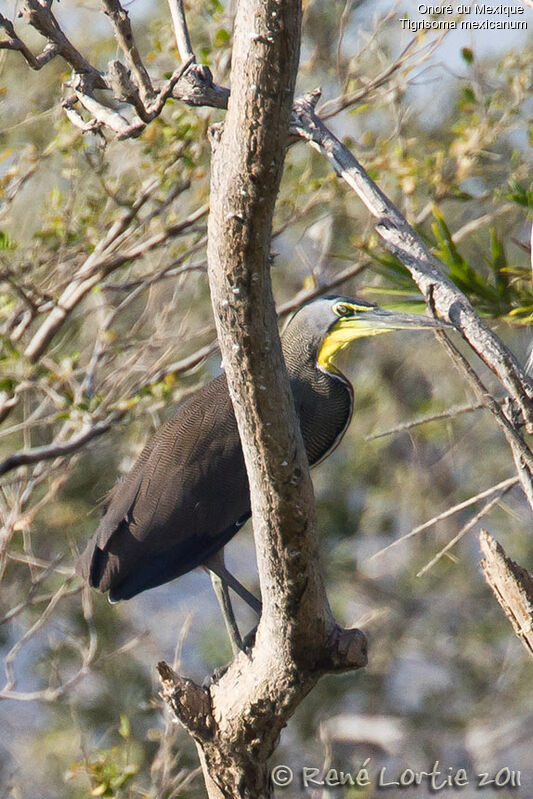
[366,401,485,440]
[321,36,420,118]
[167,0,195,62]
[1,584,97,702]
[276,260,368,316]
[416,483,516,577]
[452,205,515,244]
[0,414,123,478]
[7,550,75,576]
[102,0,155,105]
[3,576,76,691]
[0,585,82,626]
[23,199,205,363]
[369,475,519,562]
[19,0,106,88]
[432,323,533,509]
[0,12,59,70]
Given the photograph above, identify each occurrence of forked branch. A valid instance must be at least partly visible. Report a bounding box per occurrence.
[0,0,228,138]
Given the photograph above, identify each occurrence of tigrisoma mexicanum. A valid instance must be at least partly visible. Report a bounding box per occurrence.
[78,296,446,646]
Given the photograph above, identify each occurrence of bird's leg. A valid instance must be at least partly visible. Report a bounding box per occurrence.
[203,550,262,654]
[205,552,262,615]
[209,569,243,655]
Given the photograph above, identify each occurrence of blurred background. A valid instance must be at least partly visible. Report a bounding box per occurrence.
[0,0,532,796]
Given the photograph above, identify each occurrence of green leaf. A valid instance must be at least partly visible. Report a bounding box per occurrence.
[430,206,501,308]
[199,46,211,65]
[504,179,533,209]
[460,86,476,106]
[0,377,16,392]
[487,227,511,306]
[118,714,130,740]
[214,27,230,47]
[0,230,16,250]
[206,0,224,14]
[461,47,474,64]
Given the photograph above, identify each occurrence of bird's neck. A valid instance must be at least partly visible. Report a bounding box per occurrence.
[282,328,354,466]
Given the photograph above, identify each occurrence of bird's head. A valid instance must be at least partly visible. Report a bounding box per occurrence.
[285,296,449,373]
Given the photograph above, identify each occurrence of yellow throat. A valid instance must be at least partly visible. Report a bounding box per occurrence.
[317,318,389,373]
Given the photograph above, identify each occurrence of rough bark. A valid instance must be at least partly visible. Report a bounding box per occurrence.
[157,1,367,796]
[479,530,533,658]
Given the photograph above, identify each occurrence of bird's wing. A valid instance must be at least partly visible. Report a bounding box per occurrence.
[77,374,249,592]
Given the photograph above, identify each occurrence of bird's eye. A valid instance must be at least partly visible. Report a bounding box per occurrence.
[333,302,353,317]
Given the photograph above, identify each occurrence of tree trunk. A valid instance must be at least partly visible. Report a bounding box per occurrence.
[157,1,367,796]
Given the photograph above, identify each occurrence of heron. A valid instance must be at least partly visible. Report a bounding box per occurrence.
[78,296,446,649]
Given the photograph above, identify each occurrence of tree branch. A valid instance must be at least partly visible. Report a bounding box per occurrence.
[0,13,58,69]
[19,0,106,89]
[101,0,155,106]
[158,1,367,795]
[479,529,533,658]
[370,475,519,563]
[432,324,533,510]
[23,197,205,363]
[2,0,228,138]
[74,87,144,138]
[366,400,486,441]
[417,483,516,577]
[167,0,195,63]
[0,413,123,478]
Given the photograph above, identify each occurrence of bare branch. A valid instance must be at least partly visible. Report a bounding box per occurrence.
[23,199,206,363]
[0,13,58,69]
[3,576,76,692]
[157,662,214,740]
[320,36,419,118]
[452,205,515,244]
[366,401,486,441]
[101,0,155,105]
[3,1,227,139]
[0,149,41,221]
[276,260,368,316]
[432,325,533,510]
[1,583,81,626]
[0,414,123,478]
[479,529,533,658]
[167,0,195,63]
[61,95,104,133]
[1,585,97,702]
[417,484,515,577]
[171,63,229,110]
[369,475,519,562]
[74,88,144,138]
[5,0,439,142]
[20,0,106,89]
[7,552,75,577]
